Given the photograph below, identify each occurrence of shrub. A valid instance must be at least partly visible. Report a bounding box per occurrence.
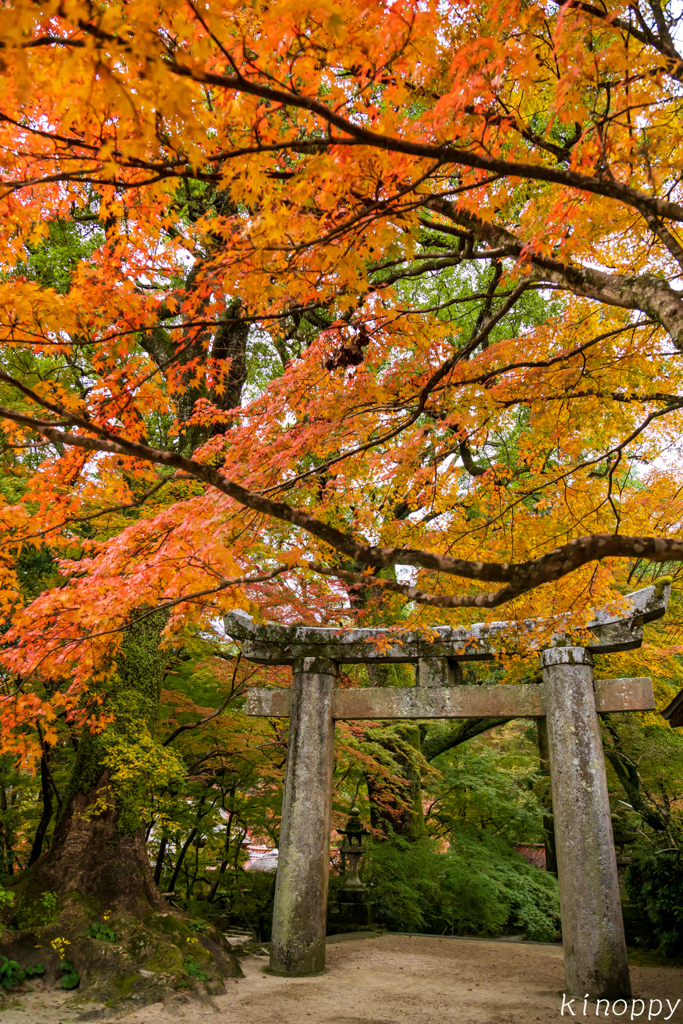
[360,832,560,942]
[183,956,209,981]
[625,850,683,956]
[184,871,276,941]
[0,889,14,912]
[0,958,45,990]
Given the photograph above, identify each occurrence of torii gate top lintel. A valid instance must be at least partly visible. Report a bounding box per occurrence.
[224,580,671,664]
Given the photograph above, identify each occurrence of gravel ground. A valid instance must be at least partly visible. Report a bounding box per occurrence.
[1,933,681,1024]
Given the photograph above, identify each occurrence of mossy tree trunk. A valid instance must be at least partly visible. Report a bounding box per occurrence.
[25,610,170,913]
[0,612,241,1007]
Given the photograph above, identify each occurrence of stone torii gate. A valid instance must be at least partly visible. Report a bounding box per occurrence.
[225,581,671,1000]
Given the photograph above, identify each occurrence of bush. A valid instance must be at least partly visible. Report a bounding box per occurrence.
[183,871,277,941]
[625,850,683,956]
[360,832,561,942]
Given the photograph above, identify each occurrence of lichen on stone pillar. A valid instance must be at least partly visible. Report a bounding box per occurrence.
[269,656,337,976]
[417,658,462,687]
[540,646,630,1000]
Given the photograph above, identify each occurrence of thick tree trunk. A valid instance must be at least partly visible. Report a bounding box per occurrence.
[33,766,169,913]
[26,610,170,910]
[0,611,241,1006]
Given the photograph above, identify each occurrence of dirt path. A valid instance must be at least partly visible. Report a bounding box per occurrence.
[1,934,681,1023]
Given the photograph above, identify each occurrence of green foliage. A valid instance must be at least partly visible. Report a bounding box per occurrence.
[100,726,185,809]
[39,892,57,921]
[60,959,80,990]
[0,887,15,911]
[85,921,116,943]
[425,732,545,844]
[15,545,60,603]
[0,753,49,880]
[601,708,683,847]
[189,918,210,934]
[16,891,59,928]
[0,956,43,989]
[361,834,560,942]
[201,872,276,941]
[0,956,24,989]
[183,956,209,981]
[625,851,683,956]
[17,216,104,294]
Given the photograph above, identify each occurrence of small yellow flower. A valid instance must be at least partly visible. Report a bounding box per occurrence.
[186,936,199,944]
[50,937,71,960]
[103,911,111,921]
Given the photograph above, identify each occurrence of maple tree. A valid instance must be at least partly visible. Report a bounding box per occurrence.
[0,0,682,994]
[0,0,681,640]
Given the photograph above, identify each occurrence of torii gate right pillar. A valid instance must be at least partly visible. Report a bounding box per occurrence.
[541,647,631,1000]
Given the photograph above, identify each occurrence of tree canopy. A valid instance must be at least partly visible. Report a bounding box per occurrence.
[0,0,682,741]
[0,1,681,987]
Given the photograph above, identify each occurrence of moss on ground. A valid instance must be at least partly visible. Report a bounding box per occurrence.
[627,946,683,968]
[0,899,241,1010]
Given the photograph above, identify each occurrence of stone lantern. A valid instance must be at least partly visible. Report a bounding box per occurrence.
[337,806,369,890]
[327,806,374,935]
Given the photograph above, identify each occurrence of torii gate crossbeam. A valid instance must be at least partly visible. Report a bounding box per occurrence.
[225,581,671,1001]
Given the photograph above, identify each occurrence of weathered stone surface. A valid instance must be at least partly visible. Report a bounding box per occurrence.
[245,677,654,720]
[225,582,670,663]
[541,646,631,1000]
[336,684,544,718]
[417,657,462,687]
[588,578,671,626]
[597,676,654,713]
[269,657,337,977]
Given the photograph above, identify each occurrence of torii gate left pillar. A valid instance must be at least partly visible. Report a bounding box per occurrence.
[226,581,670,993]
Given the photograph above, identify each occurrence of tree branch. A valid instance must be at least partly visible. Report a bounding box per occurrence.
[166,62,683,224]
[162,655,241,746]
[2,394,683,608]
